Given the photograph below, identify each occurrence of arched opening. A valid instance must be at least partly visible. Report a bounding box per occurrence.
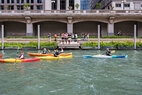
[114,21,142,37]
[73,21,107,37]
[0,21,26,37]
[33,21,67,36]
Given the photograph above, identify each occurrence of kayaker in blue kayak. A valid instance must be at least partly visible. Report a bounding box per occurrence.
[106,48,112,56]
[54,50,60,57]
[42,48,47,54]
[17,51,24,59]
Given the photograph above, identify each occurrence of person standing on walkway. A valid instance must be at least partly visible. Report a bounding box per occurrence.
[48,33,51,42]
[87,33,89,41]
[61,33,65,44]
[68,33,71,44]
[54,33,57,41]
[64,33,68,44]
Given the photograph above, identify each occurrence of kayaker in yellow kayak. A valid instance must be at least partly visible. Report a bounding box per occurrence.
[60,48,64,53]
[17,51,24,59]
[54,50,60,57]
[106,48,112,56]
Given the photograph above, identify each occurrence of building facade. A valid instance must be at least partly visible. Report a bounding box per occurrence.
[0,0,81,11]
[112,0,142,10]
[80,0,90,10]
[0,0,142,37]
[90,0,112,9]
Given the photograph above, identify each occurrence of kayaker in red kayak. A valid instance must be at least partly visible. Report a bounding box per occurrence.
[106,48,112,56]
[17,51,24,59]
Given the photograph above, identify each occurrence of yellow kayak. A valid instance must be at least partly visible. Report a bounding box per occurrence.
[0,58,40,63]
[36,55,72,59]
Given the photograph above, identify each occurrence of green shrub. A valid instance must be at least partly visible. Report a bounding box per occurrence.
[103,36,132,38]
[1,42,57,48]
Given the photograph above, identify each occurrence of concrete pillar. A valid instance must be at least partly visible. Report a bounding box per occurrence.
[66,0,69,10]
[107,23,114,36]
[98,25,100,49]
[1,25,4,49]
[38,25,40,49]
[67,23,73,34]
[57,0,60,10]
[26,23,33,36]
[134,24,137,49]
[45,0,51,10]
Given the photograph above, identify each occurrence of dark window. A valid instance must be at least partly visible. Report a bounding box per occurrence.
[1,0,4,3]
[0,5,4,10]
[69,0,74,10]
[60,0,66,10]
[7,0,10,3]
[51,0,57,10]
[7,5,14,10]
[11,0,14,3]
[27,0,29,3]
[115,4,121,7]
[37,5,43,10]
[21,0,24,3]
[30,5,34,10]
[17,5,20,10]
[17,0,20,3]
[37,0,42,3]
[31,0,34,3]
[124,4,130,7]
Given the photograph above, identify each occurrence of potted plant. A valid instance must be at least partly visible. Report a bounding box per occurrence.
[96,3,101,9]
[68,6,72,10]
[24,3,30,13]
[75,3,79,10]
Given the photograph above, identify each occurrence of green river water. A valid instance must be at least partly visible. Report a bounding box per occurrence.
[0,50,142,95]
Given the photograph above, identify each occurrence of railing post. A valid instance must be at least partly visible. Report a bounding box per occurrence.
[1,25,4,50]
[38,25,40,49]
[134,24,137,49]
[98,24,100,49]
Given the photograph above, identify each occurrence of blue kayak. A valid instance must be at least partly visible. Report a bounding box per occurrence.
[83,55,128,59]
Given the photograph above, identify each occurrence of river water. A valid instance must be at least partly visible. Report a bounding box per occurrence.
[0,50,142,95]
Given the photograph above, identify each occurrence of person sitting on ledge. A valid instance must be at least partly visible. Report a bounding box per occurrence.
[54,50,60,57]
[42,48,47,54]
[106,48,112,56]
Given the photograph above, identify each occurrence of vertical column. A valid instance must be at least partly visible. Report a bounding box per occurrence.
[45,0,51,10]
[57,0,60,10]
[66,0,69,10]
[1,25,4,50]
[37,25,40,49]
[107,23,114,36]
[67,23,73,34]
[26,23,33,36]
[98,24,100,49]
[134,24,137,49]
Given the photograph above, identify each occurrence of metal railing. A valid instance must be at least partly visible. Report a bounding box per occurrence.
[0,10,142,14]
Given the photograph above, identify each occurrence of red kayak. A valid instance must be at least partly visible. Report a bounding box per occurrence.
[0,55,3,58]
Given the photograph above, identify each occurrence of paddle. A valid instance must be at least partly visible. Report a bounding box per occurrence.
[48,49,51,53]
[111,50,115,53]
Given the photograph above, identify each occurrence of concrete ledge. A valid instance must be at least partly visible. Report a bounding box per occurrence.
[4,47,19,49]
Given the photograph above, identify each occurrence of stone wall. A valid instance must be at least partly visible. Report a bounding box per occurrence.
[34,21,67,36]
[73,21,107,37]
[114,21,137,36]
[1,22,26,37]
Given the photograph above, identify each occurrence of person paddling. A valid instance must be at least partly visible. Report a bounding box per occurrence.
[106,48,112,56]
[60,48,64,53]
[54,50,60,57]
[17,51,24,59]
[42,48,47,54]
